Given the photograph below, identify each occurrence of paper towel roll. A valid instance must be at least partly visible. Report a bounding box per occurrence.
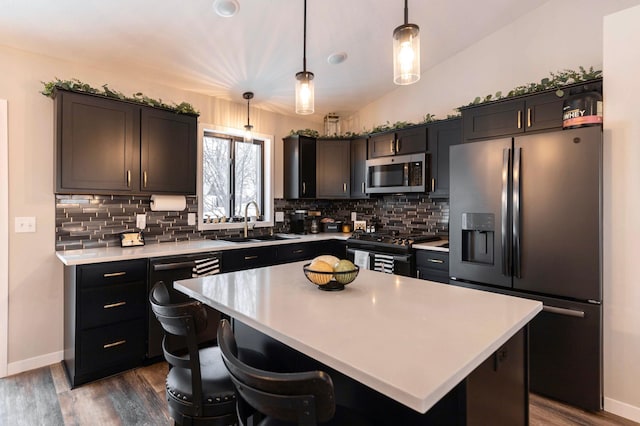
[150,195,186,211]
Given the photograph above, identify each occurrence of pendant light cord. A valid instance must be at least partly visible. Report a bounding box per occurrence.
[404,0,408,24]
[246,98,250,127]
[303,0,307,72]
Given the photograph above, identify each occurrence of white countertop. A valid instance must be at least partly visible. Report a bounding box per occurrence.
[56,233,349,265]
[413,238,449,252]
[175,261,541,413]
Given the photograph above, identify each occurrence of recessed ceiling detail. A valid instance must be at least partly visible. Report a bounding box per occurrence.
[213,0,240,17]
[327,52,348,65]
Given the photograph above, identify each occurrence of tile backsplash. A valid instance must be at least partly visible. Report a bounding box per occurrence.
[55,194,448,251]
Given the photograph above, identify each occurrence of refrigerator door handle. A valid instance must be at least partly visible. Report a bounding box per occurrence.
[513,147,522,278]
[501,148,511,276]
[543,305,586,318]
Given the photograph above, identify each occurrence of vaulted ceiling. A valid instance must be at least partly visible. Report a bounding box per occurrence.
[0,0,549,121]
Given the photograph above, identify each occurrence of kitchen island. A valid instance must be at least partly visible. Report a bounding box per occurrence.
[176,261,542,425]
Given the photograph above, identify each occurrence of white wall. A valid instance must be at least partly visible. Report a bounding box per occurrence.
[0,45,318,374]
[603,5,640,421]
[345,0,640,134]
[348,0,640,421]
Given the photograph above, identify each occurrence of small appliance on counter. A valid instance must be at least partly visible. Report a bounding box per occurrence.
[290,210,307,234]
[308,210,321,234]
[320,217,342,232]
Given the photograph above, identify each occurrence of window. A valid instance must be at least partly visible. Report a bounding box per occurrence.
[198,125,273,230]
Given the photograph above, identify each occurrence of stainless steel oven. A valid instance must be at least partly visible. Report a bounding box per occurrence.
[345,233,440,277]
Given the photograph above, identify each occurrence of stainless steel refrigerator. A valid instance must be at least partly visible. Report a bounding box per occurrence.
[449,126,602,411]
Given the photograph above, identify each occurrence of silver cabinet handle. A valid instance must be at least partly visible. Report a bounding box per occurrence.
[427,259,444,264]
[302,182,306,195]
[244,255,258,260]
[416,270,421,279]
[143,171,148,188]
[389,139,394,153]
[395,138,400,153]
[361,182,365,193]
[543,305,585,318]
[293,249,304,254]
[103,271,126,278]
[103,301,126,309]
[431,178,435,192]
[126,170,131,187]
[527,108,532,128]
[343,183,347,193]
[517,110,522,129]
[103,340,126,349]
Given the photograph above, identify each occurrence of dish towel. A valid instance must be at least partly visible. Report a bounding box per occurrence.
[192,257,221,277]
[353,250,370,270]
[373,253,394,274]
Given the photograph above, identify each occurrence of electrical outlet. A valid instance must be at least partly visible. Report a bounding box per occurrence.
[15,216,36,233]
[136,214,146,229]
[351,211,357,221]
[275,211,285,222]
[188,213,196,226]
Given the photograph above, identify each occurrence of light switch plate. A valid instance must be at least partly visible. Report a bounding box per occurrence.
[136,214,146,229]
[15,216,36,233]
[275,211,285,222]
[188,213,196,226]
[351,211,357,221]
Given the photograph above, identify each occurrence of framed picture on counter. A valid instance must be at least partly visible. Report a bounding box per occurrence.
[120,231,145,247]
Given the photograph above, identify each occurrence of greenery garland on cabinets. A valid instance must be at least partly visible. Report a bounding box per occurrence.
[289,66,602,138]
[41,78,199,115]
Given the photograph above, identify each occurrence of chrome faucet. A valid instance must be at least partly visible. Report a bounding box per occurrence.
[244,201,260,238]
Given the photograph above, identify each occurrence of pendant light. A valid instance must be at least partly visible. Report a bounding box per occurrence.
[242,92,254,143]
[393,0,420,85]
[295,0,314,114]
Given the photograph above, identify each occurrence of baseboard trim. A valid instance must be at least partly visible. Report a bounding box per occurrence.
[604,397,640,423]
[6,351,63,377]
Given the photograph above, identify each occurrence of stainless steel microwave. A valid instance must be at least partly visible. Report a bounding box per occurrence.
[366,153,426,194]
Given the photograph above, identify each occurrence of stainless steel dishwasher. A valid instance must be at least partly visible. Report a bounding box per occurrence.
[147,252,222,359]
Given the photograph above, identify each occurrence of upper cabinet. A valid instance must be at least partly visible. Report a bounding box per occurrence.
[316,138,350,199]
[54,89,197,195]
[368,125,427,158]
[350,137,368,199]
[427,118,462,198]
[461,80,603,141]
[283,134,316,199]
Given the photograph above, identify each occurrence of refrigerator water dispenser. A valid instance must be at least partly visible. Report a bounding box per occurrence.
[461,213,495,265]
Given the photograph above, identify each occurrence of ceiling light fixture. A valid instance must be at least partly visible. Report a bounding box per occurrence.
[295,0,314,115]
[393,0,420,85]
[213,0,239,18]
[242,91,254,143]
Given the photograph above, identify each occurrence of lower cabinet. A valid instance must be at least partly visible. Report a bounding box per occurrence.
[64,259,148,387]
[221,246,277,273]
[415,250,449,283]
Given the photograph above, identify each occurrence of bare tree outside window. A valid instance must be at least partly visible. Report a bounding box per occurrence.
[202,132,264,221]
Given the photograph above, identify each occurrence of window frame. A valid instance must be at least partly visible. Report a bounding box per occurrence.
[197,124,274,231]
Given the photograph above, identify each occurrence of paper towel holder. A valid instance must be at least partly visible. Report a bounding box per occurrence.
[149,194,187,211]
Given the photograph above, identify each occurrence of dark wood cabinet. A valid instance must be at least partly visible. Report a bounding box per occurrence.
[283,135,316,199]
[56,90,140,193]
[350,137,368,198]
[428,118,462,198]
[63,259,148,387]
[54,89,197,195]
[140,107,197,194]
[316,138,350,199]
[462,90,570,141]
[368,125,427,158]
[415,250,449,284]
[222,246,277,272]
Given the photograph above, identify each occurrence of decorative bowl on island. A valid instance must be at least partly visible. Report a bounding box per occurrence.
[303,255,359,291]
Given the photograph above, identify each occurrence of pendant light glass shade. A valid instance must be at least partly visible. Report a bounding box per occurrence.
[295,0,314,115]
[242,92,254,143]
[295,71,315,115]
[393,0,420,85]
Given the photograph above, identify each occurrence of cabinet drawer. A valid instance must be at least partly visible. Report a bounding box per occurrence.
[79,281,147,329]
[416,267,449,284]
[415,250,449,271]
[77,318,145,374]
[222,246,276,272]
[78,259,147,288]
[276,242,317,263]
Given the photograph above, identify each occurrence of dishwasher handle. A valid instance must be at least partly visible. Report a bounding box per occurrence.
[153,261,196,271]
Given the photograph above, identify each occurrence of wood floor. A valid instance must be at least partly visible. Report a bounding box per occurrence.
[0,362,637,426]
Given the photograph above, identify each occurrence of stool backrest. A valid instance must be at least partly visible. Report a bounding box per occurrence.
[217,319,336,426]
